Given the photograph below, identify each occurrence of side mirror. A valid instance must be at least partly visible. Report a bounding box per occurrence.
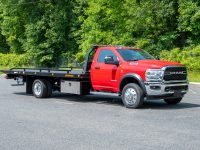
[104,56,119,65]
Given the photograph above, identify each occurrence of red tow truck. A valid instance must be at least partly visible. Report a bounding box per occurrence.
[1,45,189,108]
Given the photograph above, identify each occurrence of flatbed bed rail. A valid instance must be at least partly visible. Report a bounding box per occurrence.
[0,67,90,80]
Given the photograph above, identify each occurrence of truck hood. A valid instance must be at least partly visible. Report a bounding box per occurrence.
[128,60,183,69]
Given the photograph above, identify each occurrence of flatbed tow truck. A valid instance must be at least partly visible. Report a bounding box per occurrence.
[0,45,189,108]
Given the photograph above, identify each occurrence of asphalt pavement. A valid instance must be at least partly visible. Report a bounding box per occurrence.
[0,76,200,150]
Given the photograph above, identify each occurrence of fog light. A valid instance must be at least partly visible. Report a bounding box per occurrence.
[150,86,161,90]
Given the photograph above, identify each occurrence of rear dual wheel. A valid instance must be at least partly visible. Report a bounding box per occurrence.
[32,79,52,98]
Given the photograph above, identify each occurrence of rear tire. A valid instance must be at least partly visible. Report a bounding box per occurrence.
[164,98,182,104]
[122,83,144,109]
[32,79,48,98]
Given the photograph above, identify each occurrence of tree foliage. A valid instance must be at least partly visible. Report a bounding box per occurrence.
[0,0,200,67]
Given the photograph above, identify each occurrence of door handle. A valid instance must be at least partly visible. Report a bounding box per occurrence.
[95,66,100,69]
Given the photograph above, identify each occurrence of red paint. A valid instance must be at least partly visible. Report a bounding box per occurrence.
[90,46,183,93]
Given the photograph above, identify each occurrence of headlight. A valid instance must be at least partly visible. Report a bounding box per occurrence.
[145,69,164,81]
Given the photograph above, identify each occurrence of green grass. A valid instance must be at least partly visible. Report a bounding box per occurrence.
[188,71,200,82]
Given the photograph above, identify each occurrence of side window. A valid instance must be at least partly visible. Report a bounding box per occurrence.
[97,50,118,63]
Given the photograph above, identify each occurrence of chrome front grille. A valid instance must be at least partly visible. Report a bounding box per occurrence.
[163,66,187,81]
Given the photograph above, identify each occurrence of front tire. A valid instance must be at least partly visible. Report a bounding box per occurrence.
[122,83,144,109]
[164,98,182,104]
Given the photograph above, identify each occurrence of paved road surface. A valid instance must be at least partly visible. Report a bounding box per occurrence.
[0,76,200,150]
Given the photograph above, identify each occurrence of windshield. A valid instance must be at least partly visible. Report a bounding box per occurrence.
[117,49,155,61]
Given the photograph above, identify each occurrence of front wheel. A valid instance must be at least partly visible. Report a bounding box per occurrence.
[164,98,182,104]
[122,83,144,109]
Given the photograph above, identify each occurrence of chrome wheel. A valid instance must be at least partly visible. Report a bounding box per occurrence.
[122,83,144,108]
[34,82,42,96]
[124,88,137,105]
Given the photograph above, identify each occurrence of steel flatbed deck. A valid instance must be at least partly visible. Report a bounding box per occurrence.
[0,67,90,80]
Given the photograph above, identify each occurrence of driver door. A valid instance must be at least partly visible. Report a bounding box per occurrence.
[91,49,120,92]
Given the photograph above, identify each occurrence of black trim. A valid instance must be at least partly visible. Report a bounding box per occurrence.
[26,77,33,94]
[83,48,93,74]
[120,73,146,94]
[0,69,90,81]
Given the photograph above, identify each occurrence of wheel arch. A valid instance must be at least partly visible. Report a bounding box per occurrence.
[119,73,146,94]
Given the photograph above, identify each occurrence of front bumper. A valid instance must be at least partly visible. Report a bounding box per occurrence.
[145,81,188,97]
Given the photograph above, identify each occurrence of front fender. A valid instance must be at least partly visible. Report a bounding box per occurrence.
[119,73,146,94]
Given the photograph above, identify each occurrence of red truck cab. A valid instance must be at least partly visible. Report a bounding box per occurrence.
[89,45,188,108]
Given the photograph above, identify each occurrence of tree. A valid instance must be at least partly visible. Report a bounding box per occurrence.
[0,0,25,54]
[0,29,10,53]
[0,0,79,67]
[0,0,200,66]
[178,0,200,46]
[75,0,132,61]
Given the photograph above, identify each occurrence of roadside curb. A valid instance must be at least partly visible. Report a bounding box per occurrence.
[190,82,200,85]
